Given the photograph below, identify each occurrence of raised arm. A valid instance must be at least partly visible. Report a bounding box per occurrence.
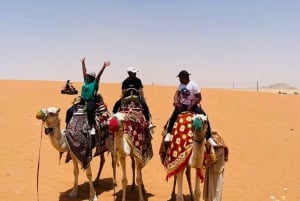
[96,61,111,83]
[81,57,87,80]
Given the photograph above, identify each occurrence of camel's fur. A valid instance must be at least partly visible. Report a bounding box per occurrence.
[174,114,208,201]
[36,107,98,201]
[109,112,147,201]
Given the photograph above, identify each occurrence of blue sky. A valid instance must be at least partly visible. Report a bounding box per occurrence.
[1,0,299,88]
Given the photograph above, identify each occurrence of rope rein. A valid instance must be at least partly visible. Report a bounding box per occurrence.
[37,122,45,201]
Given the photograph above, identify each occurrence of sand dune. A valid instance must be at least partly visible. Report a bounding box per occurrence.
[0,80,300,201]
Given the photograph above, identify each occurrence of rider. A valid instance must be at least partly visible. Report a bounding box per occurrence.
[112,66,155,129]
[65,80,71,90]
[164,70,216,145]
[65,57,110,134]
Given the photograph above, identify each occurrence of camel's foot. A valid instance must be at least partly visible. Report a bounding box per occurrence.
[68,190,77,198]
[130,184,136,191]
[167,193,176,201]
[89,195,98,201]
[93,179,100,186]
[113,179,118,187]
[176,194,184,201]
[93,176,100,184]
[193,192,200,201]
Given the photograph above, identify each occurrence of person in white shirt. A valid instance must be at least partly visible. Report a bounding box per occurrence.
[165,70,213,143]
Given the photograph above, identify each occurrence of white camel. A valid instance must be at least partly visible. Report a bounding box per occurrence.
[164,113,208,201]
[177,114,207,201]
[108,111,153,201]
[36,107,98,201]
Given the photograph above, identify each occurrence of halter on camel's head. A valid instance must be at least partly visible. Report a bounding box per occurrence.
[36,107,61,136]
[192,114,208,142]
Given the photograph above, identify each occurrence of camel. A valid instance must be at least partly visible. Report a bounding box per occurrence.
[94,104,141,190]
[64,95,117,185]
[108,110,153,201]
[36,107,98,201]
[203,131,229,201]
[163,112,208,201]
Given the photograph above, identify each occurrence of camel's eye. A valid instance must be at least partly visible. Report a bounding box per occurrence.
[48,112,56,116]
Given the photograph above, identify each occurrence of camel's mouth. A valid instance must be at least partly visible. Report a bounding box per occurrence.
[36,109,47,120]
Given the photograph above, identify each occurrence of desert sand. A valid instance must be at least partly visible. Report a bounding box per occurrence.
[1,80,300,201]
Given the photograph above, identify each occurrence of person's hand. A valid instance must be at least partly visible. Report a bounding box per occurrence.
[173,102,180,107]
[174,103,182,111]
[80,57,85,63]
[103,61,111,67]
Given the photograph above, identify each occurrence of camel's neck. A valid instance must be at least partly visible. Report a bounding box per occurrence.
[189,130,206,168]
[46,119,68,153]
[115,125,131,157]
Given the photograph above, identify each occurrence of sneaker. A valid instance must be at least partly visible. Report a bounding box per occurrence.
[149,123,156,129]
[207,137,217,146]
[164,133,171,142]
[90,127,96,135]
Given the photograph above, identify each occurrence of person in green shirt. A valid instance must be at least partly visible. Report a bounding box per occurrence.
[80,57,110,134]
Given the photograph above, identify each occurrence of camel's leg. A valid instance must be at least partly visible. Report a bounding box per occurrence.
[130,154,136,190]
[69,156,79,198]
[86,165,98,201]
[185,167,194,201]
[136,161,145,201]
[119,156,127,201]
[167,176,177,201]
[140,170,146,194]
[194,169,201,201]
[111,152,117,185]
[94,153,105,183]
[176,170,184,201]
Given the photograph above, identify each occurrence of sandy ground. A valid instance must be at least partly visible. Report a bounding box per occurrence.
[1,80,300,201]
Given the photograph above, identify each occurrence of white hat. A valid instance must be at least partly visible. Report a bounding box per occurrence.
[127,66,138,73]
[87,71,96,78]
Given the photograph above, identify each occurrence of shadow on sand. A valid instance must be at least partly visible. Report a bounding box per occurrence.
[112,185,154,201]
[58,177,114,201]
[167,194,193,201]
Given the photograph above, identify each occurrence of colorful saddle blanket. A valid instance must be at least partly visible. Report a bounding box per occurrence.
[164,112,205,181]
[65,111,92,169]
[94,110,113,156]
[121,109,153,166]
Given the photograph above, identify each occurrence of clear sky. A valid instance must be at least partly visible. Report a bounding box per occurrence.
[1,0,299,88]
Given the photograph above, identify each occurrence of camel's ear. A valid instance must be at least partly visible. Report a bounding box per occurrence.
[47,107,60,114]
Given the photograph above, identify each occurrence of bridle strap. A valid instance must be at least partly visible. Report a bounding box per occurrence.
[37,122,45,201]
[193,136,206,143]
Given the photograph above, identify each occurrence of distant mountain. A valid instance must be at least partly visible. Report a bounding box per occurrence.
[262,83,297,89]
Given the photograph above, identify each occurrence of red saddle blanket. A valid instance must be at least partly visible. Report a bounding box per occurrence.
[164,112,204,181]
[122,110,153,166]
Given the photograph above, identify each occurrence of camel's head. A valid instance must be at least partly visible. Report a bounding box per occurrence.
[192,114,208,137]
[36,107,61,122]
[108,112,126,133]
